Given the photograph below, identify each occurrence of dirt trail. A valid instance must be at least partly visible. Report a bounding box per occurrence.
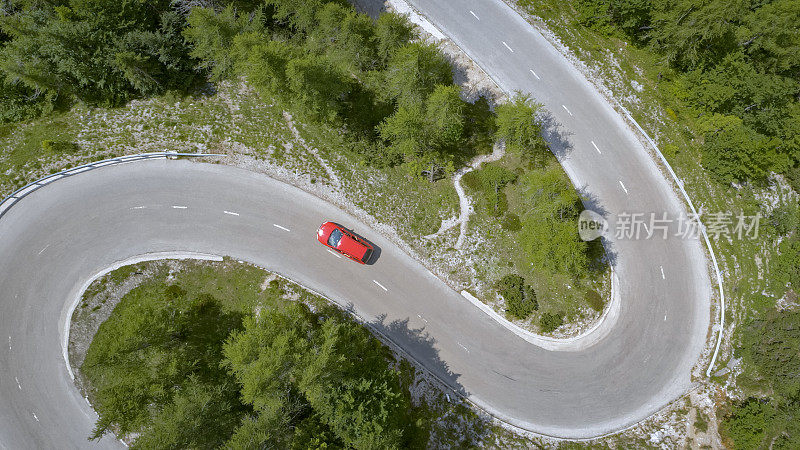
[282,111,342,188]
[426,142,506,247]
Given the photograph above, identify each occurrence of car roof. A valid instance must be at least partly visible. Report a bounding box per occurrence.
[337,233,367,259]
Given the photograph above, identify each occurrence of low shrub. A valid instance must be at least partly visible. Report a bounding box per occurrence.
[694,412,708,433]
[41,140,79,154]
[585,289,604,312]
[501,212,522,231]
[496,274,537,320]
[722,398,773,449]
[539,312,563,333]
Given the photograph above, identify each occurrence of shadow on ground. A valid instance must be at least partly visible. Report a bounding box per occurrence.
[539,110,575,162]
[368,313,467,398]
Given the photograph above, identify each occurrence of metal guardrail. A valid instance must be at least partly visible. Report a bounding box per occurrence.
[619,106,726,378]
[0,152,224,220]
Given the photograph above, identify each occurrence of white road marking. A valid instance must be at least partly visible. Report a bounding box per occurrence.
[38,245,49,255]
[660,266,666,279]
[619,180,628,194]
[470,10,479,20]
[15,377,21,390]
[562,105,573,116]
[502,41,514,52]
[529,69,540,80]
[85,397,91,406]
[664,314,667,321]
[417,314,428,324]
[327,249,342,259]
[223,210,239,216]
[591,141,602,154]
[458,342,470,353]
[31,412,39,422]
[273,224,290,232]
[373,280,388,292]
[130,206,146,210]
[7,336,10,350]
[171,205,187,209]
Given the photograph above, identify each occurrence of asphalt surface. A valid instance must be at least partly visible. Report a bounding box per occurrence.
[0,1,712,447]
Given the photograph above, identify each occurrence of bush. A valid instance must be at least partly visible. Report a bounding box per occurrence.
[41,140,79,154]
[694,412,709,433]
[722,398,773,450]
[739,309,800,398]
[584,290,604,312]
[516,164,589,280]
[539,312,563,333]
[774,235,800,295]
[501,213,522,231]
[494,95,548,162]
[461,164,517,217]
[496,274,537,320]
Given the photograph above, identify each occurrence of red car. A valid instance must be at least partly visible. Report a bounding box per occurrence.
[317,222,374,264]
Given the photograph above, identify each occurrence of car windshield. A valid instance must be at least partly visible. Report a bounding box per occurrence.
[327,229,343,247]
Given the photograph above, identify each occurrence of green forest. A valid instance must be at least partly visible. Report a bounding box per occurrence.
[564,0,799,185]
[0,0,489,174]
[81,264,438,448]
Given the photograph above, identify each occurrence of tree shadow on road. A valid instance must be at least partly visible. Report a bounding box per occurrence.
[367,314,467,398]
[364,313,501,445]
[578,188,619,271]
[538,110,575,162]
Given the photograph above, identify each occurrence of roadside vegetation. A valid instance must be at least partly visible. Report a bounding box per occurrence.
[0,0,605,334]
[77,260,490,448]
[464,96,607,330]
[513,0,800,445]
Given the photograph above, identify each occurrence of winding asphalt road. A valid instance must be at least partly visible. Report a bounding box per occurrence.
[0,1,712,447]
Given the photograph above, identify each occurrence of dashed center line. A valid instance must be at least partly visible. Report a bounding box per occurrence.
[15,377,21,390]
[273,224,290,232]
[502,41,514,52]
[619,180,628,194]
[562,105,573,116]
[373,280,388,292]
[223,210,239,216]
[529,69,540,80]
[417,314,428,324]
[32,412,39,422]
[660,266,666,279]
[327,249,342,259]
[7,336,11,350]
[130,206,146,210]
[458,342,470,353]
[171,205,187,209]
[38,244,49,255]
[664,314,667,321]
[591,141,602,154]
[470,10,479,20]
